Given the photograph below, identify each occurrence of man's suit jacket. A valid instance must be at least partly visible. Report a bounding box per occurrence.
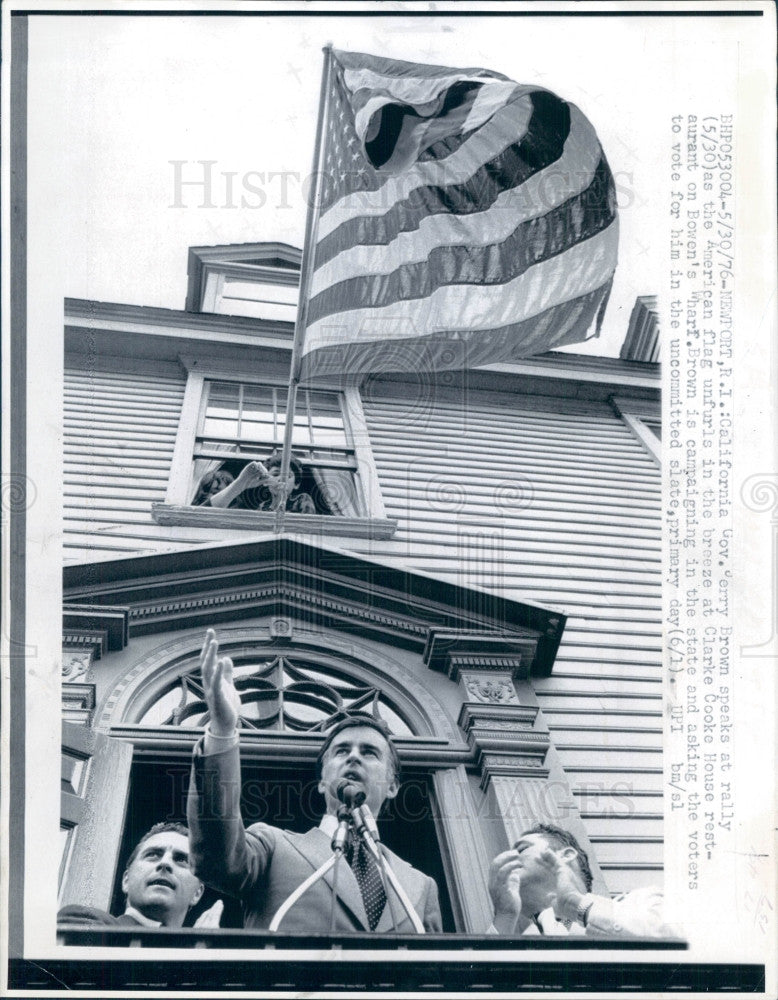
[187,741,442,934]
[57,904,143,926]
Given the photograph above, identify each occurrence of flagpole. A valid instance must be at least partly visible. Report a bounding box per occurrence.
[274,43,334,532]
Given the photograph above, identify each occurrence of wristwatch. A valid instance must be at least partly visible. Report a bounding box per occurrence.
[575,893,597,928]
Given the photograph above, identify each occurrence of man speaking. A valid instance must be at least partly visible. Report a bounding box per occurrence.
[187,630,442,934]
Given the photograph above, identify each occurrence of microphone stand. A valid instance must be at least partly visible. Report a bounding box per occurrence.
[268,806,351,934]
[352,804,425,934]
[329,806,350,935]
[268,782,425,935]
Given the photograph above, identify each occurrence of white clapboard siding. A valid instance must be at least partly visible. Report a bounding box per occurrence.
[581,814,663,838]
[64,366,663,894]
[362,390,662,895]
[63,367,186,560]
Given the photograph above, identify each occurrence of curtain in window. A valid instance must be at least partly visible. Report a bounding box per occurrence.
[312,468,362,517]
[188,443,238,504]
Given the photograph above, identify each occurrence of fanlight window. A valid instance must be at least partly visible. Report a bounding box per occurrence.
[139,655,413,736]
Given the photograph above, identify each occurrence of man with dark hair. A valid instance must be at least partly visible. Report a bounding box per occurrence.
[58,822,220,929]
[488,823,675,937]
[187,630,441,934]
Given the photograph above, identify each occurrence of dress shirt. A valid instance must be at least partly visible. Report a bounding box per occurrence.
[123,906,162,928]
[488,887,677,938]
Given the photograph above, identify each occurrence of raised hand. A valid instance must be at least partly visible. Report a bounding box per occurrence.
[193,899,224,928]
[488,848,524,933]
[538,848,583,920]
[236,461,270,488]
[537,847,584,921]
[199,629,241,737]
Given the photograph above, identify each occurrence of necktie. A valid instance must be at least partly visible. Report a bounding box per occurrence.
[346,832,386,931]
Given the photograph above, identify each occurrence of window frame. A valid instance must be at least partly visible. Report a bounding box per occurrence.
[156,360,395,538]
[85,629,480,932]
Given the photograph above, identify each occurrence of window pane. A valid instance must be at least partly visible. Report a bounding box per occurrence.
[203,382,239,438]
[306,391,343,415]
[311,429,348,448]
[240,419,277,442]
[140,686,186,727]
[202,417,239,438]
[242,384,276,415]
[277,415,312,446]
[206,381,240,410]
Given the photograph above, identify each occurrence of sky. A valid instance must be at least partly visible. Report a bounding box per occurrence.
[28,8,695,357]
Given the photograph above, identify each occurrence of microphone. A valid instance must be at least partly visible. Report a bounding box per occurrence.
[359,803,381,844]
[336,778,366,809]
[331,805,351,853]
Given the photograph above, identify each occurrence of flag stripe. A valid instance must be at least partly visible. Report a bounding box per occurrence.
[462,80,528,132]
[316,90,570,267]
[362,81,485,172]
[316,91,536,239]
[414,83,537,165]
[310,104,603,299]
[348,70,485,127]
[334,48,509,83]
[299,283,611,382]
[304,223,618,352]
[308,159,615,327]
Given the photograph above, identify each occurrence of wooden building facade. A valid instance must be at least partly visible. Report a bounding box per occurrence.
[60,243,662,934]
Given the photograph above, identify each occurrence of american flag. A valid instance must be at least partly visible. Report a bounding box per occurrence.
[298,49,618,382]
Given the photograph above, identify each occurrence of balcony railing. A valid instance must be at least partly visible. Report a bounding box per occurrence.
[57,924,686,950]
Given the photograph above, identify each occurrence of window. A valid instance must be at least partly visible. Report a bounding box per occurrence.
[138,653,414,736]
[154,366,395,538]
[191,381,361,516]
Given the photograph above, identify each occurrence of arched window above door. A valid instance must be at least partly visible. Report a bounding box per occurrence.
[137,653,414,736]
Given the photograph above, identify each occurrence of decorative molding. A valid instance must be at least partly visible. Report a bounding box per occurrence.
[64,537,566,675]
[456,698,549,790]
[423,630,539,681]
[62,605,129,652]
[62,632,106,659]
[269,617,293,640]
[62,683,96,726]
[461,672,520,705]
[151,502,398,540]
[97,625,462,744]
[470,729,548,749]
[62,651,93,683]
[127,583,430,640]
[451,653,524,672]
[481,753,547,771]
[478,753,549,791]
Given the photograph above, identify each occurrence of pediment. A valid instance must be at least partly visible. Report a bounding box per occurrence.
[63,536,565,676]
